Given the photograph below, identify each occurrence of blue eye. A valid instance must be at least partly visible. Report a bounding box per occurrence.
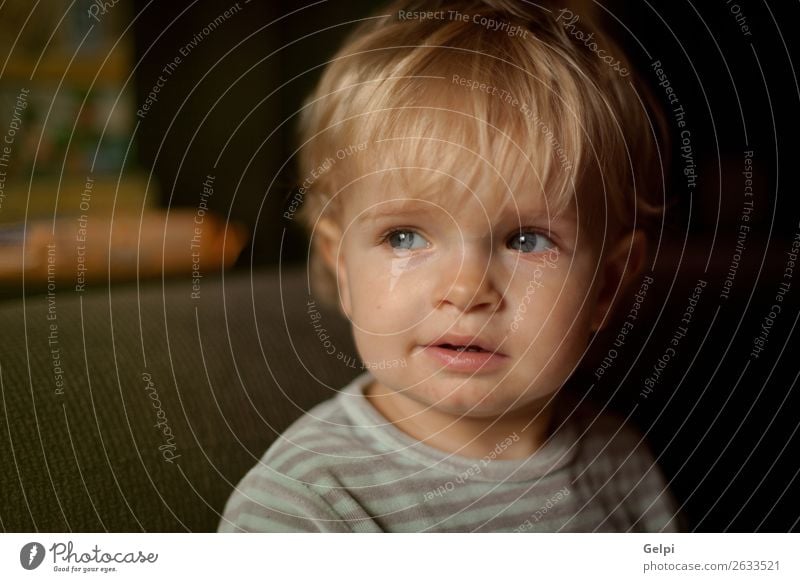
[385,229,428,250]
[507,231,554,253]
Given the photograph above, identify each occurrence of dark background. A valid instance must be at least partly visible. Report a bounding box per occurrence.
[124,0,800,532]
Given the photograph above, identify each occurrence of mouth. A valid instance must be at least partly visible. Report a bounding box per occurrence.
[424,334,505,357]
[435,343,492,353]
[422,338,508,373]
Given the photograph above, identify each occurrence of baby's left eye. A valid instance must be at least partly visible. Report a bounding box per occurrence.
[506,230,555,253]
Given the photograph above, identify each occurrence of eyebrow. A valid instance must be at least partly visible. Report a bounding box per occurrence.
[500,206,573,227]
[355,201,430,224]
[353,199,574,230]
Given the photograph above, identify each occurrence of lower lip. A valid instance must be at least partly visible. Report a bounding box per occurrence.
[422,346,508,373]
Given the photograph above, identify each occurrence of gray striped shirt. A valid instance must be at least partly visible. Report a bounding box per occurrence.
[219,372,682,532]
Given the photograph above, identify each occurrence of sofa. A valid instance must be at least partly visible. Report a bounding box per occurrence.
[0,266,359,531]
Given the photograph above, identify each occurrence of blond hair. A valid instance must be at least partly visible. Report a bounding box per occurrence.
[295,0,668,300]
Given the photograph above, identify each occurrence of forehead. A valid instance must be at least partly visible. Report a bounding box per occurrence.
[335,170,579,236]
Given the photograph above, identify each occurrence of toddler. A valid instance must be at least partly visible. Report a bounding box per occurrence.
[219,0,683,532]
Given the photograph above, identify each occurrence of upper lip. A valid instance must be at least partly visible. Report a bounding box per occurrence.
[426,333,505,355]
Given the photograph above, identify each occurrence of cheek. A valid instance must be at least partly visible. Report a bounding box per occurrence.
[509,288,592,385]
[507,260,595,345]
[346,253,431,325]
[350,319,412,371]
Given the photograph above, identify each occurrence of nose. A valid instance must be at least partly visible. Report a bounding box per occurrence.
[436,244,503,313]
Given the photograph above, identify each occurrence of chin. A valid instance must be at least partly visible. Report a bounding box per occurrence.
[409,377,523,417]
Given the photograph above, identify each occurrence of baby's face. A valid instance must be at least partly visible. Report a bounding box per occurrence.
[325,175,603,417]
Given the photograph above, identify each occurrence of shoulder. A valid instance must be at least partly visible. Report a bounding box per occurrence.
[218,383,380,533]
[561,395,684,531]
[218,455,350,532]
[559,393,656,471]
[262,386,382,476]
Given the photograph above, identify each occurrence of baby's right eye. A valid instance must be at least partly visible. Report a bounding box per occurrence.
[384,229,429,250]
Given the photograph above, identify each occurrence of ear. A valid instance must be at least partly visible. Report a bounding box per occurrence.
[314,217,352,317]
[590,230,648,331]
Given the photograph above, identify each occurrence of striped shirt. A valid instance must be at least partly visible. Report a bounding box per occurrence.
[219,372,682,532]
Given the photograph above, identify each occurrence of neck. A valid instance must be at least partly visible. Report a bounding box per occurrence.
[364,379,556,460]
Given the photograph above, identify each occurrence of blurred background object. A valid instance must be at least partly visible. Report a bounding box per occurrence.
[0,0,144,206]
[0,0,248,294]
[0,211,246,285]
